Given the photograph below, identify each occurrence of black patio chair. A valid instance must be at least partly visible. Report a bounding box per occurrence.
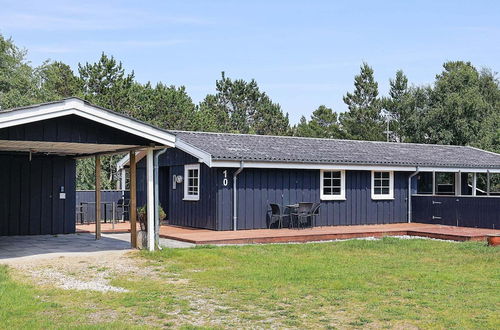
[117,198,130,222]
[268,204,289,229]
[291,202,314,229]
[310,202,321,227]
[76,202,86,224]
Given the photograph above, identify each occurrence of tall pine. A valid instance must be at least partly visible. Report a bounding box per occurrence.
[294,105,344,138]
[340,62,384,141]
[197,72,290,135]
[382,70,418,142]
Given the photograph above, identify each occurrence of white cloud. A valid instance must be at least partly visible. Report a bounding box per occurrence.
[0,1,212,31]
[29,39,190,54]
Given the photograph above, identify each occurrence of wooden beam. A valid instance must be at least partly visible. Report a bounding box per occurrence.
[73,146,146,159]
[129,151,137,248]
[95,155,101,240]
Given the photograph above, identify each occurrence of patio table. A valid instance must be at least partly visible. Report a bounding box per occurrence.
[285,203,315,228]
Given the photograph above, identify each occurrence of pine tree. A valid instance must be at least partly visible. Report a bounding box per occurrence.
[198,72,290,135]
[294,105,344,138]
[37,61,82,101]
[382,70,414,142]
[129,82,197,130]
[340,62,384,141]
[78,52,135,114]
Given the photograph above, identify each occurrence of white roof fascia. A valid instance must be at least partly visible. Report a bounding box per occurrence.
[0,98,176,147]
[175,138,212,167]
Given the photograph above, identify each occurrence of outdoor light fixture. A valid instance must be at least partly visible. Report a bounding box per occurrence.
[59,186,66,200]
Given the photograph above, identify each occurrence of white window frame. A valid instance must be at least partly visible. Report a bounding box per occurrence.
[371,171,394,200]
[320,170,346,200]
[184,164,200,201]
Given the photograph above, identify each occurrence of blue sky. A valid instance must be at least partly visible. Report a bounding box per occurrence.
[1,0,499,123]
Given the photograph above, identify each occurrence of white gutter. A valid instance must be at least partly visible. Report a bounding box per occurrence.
[233,161,244,231]
[209,160,500,173]
[408,168,419,223]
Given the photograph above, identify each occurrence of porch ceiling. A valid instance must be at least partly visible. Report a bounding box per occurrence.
[0,140,142,156]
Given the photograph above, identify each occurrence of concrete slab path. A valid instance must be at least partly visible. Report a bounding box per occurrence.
[0,233,132,264]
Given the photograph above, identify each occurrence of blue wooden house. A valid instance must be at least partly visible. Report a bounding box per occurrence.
[0,97,497,251]
[123,131,500,230]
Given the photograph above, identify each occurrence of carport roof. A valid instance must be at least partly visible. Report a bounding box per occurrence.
[0,98,176,156]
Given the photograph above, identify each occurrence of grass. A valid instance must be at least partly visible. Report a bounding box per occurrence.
[1,237,499,329]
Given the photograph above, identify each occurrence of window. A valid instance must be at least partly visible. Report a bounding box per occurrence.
[476,173,488,195]
[371,171,394,200]
[184,164,200,201]
[435,172,455,195]
[320,170,345,200]
[490,173,500,196]
[416,172,433,194]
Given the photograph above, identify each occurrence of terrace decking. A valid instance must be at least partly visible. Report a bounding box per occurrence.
[158,223,499,245]
[76,222,499,245]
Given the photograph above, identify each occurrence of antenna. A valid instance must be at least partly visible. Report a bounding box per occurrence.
[382,111,393,142]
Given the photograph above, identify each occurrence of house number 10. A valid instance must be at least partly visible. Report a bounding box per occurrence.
[223,170,228,186]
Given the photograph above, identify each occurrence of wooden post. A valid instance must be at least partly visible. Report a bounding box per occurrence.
[95,155,101,240]
[129,151,137,248]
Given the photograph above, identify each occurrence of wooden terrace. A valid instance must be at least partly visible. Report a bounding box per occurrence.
[77,222,499,245]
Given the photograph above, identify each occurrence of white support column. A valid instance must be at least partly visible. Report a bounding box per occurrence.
[432,171,436,195]
[455,172,461,196]
[120,168,126,191]
[472,173,477,196]
[146,148,155,251]
[487,171,490,196]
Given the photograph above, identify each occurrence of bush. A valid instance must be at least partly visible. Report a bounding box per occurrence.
[137,204,166,231]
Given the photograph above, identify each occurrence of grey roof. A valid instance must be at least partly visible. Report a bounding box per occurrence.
[170,130,500,169]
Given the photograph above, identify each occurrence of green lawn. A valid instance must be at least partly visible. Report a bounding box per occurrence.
[1,238,499,329]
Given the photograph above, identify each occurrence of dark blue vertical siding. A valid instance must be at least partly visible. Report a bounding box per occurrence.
[412,195,499,229]
[137,148,218,230]
[0,153,76,236]
[0,114,153,146]
[151,149,411,231]
[216,168,409,230]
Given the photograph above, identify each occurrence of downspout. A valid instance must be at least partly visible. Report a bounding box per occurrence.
[408,167,419,223]
[233,161,244,231]
[154,148,168,249]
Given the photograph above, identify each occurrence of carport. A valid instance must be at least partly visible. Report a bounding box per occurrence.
[0,98,176,250]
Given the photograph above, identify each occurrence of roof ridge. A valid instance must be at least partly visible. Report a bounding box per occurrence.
[465,145,500,157]
[168,130,471,149]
